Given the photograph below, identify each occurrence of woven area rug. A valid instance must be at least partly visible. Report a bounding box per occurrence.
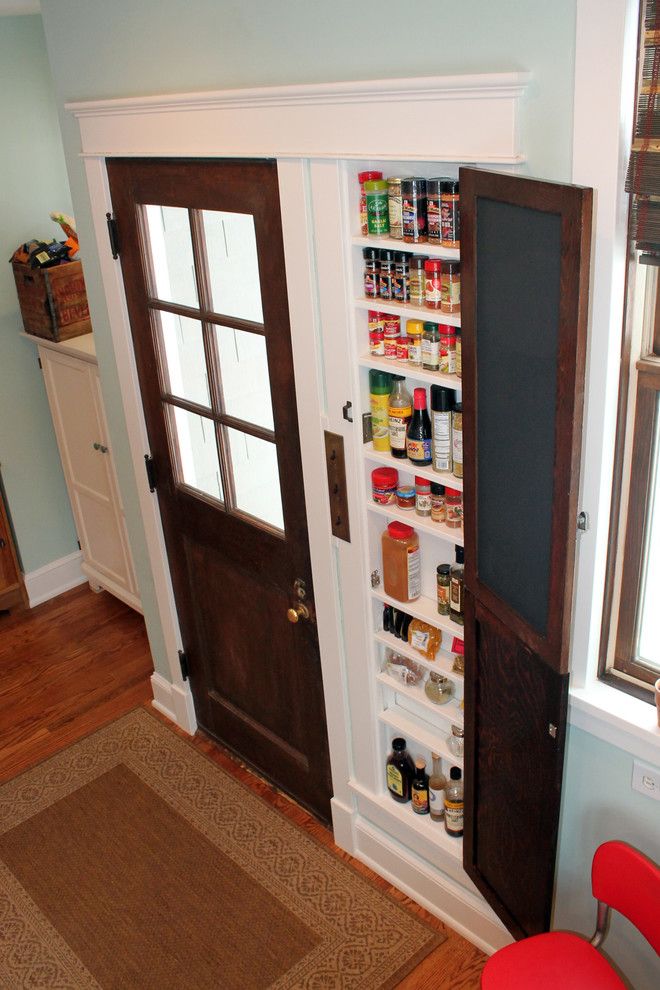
[0,709,443,989]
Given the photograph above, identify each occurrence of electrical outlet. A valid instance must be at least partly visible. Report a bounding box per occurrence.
[632,760,660,801]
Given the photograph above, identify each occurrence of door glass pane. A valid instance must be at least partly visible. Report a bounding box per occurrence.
[170,406,223,501]
[144,205,199,307]
[158,312,210,408]
[227,428,283,531]
[215,326,273,430]
[203,211,263,323]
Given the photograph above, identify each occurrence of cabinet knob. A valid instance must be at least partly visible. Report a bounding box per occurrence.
[287,603,310,624]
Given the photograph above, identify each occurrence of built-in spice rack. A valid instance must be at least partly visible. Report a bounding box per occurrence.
[348,163,467,848]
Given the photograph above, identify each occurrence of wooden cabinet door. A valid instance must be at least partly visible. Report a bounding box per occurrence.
[460,167,592,937]
[0,479,25,610]
[39,348,139,606]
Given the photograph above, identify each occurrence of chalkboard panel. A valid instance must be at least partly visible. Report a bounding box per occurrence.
[475,198,561,637]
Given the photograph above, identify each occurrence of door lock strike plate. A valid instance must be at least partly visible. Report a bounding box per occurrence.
[362,412,373,444]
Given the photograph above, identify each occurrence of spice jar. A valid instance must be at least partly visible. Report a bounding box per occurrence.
[455,329,462,379]
[383,315,401,360]
[393,251,410,303]
[401,177,427,243]
[424,259,443,310]
[409,255,428,307]
[426,178,443,242]
[440,179,460,248]
[382,521,421,602]
[415,476,431,516]
[363,247,380,299]
[440,260,461,314]
[379,248,395,299]
[387,178,403,240]
[430,482,446,523]
[406,319,424,367]
[445,487,463,528]
[422,321,440,372]
[436,563,451,614]
[439,325,457,374]
[447,724,465,757]
[368,310,385,356]
[396,484,416,510]
[365,179,390,237]
[452,403,463,479]
[425,672,454,705]
[372,467,398,505]
[358,170,383,235]
[396,336,408,362]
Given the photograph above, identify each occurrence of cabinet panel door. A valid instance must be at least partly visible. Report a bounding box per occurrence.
[460,168,592,937]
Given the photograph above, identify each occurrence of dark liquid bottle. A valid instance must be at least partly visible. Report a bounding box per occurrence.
[411,758,430,815]
[386,737,415,803]
[450,544,465,626]
[406,387,432,465]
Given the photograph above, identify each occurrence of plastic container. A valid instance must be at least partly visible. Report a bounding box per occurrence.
[439,325,456,374]
[445,487,463,528]
[358,170,383,235]
[426,178,443,242]
[365,179,390,236]
[371,467,398,505]
[363,246,380,298]
[401,177,427,243]
[424,259,443,309]
[407,319,424,367]
[382,521,421,601]
[440,179,460,248]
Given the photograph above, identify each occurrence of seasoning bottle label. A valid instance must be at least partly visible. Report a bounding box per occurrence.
[408,340,422,365]
[452,427,463,466]
[364,272,379,298]
[370,395,390,451]
[439,342,456,374]
[450,577,463,614]
[388,405,412,451]
[388,197,403,238]
[429,785,445,816]
[412,787,429,814]
[444,799,464,833]
[410,629,430,652]
[421,337,439,368]
[407,438,432,463]
[387,764,404,797]
[409,272,425,305]
[407,546,421,599]
[432,411,452,472]
[425,276,442,306]
[437,585,450,610]
[416,492,432,514]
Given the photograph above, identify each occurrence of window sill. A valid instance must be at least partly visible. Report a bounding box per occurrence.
[569,680,660,765]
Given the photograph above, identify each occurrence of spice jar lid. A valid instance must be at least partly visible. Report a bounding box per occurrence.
[438,324,456,336]
[430,482,445,495]
[430,384,454,412]
[445,487,461,497]
[453,401,462,412]
[364,179,388,192]
[372,467,398,487]
[442,260,461,273]
[394,251,411,263]
[358,170,383,183]
[424,259,442,272]
[410,255,429,269]
[387,521,415,539]
[369,369,391,392]
[423,321,439,333]
[450,766,462,780]
[392,737,407,750]
[362,246,380,261]
[413,387,427,410]
[379,247,395,261]
[441,179,460,194]
[426,177,445,196]
[401,177,428,195]
[406,319,424,334]
[437,563,451,575]
[455,545,465,564]
[415,476,430,487]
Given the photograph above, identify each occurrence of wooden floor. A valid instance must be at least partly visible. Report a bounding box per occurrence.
[0,584,486,988]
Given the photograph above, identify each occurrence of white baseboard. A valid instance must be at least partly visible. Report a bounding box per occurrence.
[150,671,197,735]
[24,550,87,608]
[352,816,512,955]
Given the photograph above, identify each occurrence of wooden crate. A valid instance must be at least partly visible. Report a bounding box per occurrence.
[12,260,92,341]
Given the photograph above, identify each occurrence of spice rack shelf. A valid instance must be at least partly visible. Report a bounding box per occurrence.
[362,443,464,492]
[367,499,464,546]
[357,353,461,391]
[371,586,465,642]
[352,235,460,262]
[377,670,464,732]
[378,707,463,771]
[354,297,461,328]
[373,629,465,693]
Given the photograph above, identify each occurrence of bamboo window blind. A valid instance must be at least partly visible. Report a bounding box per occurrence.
[626,0,660,258]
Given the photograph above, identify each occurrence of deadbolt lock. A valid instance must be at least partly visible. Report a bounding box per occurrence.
[287,602,310,624]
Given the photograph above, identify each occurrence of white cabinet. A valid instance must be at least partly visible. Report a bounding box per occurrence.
[37,337,140,611]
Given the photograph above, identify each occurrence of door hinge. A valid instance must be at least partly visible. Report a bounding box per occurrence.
[178,649,189,681]
[144,454,157,492]
[77,539,81,550]
[106,212,120,259]
[577,510,589,533]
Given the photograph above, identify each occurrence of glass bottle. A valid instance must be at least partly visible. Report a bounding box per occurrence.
[438,325,456,374]
[406,388,432,466]
[455,329,462,379]
[424,259,443,309]
[369,369,391,452]
[429,753,447,822]
[445,487,463,529]
[436,563,451,615]
[447,724,465,758]
[409,255,428,307]
[363,247,380,299]
[422,321,440,372]
[415,476,431,516]
[440,179,460,249]
[430,384,453,473]
[444,766,464,836]
[388,375,412,459]
[401,177,427,243]
[393,251,410,303]
[386,737,415,803]
[450,545,465,626]
[452,402,463,479]
[430,483,446,523]
[382,521,421,602]
[379,248,395,299]
[387,177,403,239]
[441,260,461,314]
[426,178,443,242]
[411,758,430,815]
[425,671,454,705]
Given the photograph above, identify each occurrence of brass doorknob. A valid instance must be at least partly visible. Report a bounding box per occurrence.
[287,602,310,624]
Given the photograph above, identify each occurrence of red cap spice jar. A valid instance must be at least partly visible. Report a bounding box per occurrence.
[424,259,443,310]
[368,310,385,356]
[445,487,463,529]
[372,467,398,505]
[358,170,383,235]
[383,315,401,360]
[438,325,456,374]
[415,476,431,517]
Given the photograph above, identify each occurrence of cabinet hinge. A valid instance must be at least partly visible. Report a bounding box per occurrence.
[37,356,42,370]
[178,649,189,681]
[342,400,353,423]
[144,454,157,493]
[77,539,81,550]
[106,212,120,259]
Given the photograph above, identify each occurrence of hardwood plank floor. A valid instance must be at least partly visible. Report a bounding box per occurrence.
[0,585,487,987]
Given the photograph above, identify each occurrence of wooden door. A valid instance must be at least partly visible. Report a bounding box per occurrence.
[39,347,138,605]
[107,158,333,822]
[0,473,26,611]
[460,167,592,937]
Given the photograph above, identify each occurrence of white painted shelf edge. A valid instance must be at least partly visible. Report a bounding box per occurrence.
[358,352,462,391]
[367,499,464,546]
[371,587,465,642]
[377,670,464,728]
[354,297,461,328]
[362,443,464,491]
[374,629,465,692]
[352,234,460,260]
[379,707,464,769]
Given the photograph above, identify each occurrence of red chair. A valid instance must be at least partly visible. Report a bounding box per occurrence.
[481,840,660,988]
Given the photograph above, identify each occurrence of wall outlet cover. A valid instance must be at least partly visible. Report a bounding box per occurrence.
[632,760,660,801]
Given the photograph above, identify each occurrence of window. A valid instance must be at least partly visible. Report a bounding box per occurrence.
[602,0,660,697]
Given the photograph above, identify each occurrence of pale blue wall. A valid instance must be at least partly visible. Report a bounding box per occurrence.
[0,15,78,572]
[35,4,659,986]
